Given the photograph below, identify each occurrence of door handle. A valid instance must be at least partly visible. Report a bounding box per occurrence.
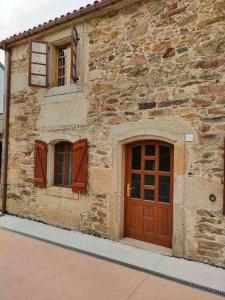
[127,183,133,198]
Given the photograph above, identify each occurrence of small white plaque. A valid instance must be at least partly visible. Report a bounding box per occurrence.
[185,134,194,142]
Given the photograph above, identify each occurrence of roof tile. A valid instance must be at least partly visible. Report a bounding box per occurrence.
[0,0,123,49]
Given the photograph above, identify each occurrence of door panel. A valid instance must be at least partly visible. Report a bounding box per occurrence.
[157,207,169,236]
[143,219,155,234]
[128,201,142,231]
[143,203,154,218]
[125,141,173,248]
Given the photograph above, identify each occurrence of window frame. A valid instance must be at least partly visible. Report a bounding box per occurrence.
[56,43,71,87]
[54,141,73,188]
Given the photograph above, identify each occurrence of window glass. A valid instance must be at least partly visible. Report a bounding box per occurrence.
[57,46,71,87]
[54,142,73,187]
[54,143,66,186]
[132,146,141,170]
[68,143,73,187]
[145,145,155,156]
[159,176,170,203]
[144,189,154,201]
[159,145,170,172]
[145,160,155,171]
[144,175,155,186]
[131,174,141,199]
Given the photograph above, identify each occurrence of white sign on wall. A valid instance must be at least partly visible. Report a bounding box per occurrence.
[185,134,194,142]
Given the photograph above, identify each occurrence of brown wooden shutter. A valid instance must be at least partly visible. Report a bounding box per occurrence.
[71,25,79,83]
[29,41,49,88]
[72,139,88,194]
[34,140,47,188]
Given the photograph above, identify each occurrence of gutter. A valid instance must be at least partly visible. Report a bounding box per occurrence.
[1,47,11,213]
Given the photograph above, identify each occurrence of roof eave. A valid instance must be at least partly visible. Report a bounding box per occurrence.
[0,42,6,50]
[0,0,123,48]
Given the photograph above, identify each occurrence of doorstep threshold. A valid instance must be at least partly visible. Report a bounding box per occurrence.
[120,237,172,256]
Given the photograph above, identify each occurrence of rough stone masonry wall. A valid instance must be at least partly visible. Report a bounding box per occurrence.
[7,41,110,238]
[87,0,225,267]
[6,0,225,268]
[7,50,41,218]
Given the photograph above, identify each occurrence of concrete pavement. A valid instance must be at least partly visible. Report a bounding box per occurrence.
[0,215,224,298]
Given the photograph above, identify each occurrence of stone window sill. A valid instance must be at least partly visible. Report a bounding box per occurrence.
[45,84,83,98]
[44,186,80,200]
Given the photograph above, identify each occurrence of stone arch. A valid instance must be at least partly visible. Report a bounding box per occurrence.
[108,118,193,257]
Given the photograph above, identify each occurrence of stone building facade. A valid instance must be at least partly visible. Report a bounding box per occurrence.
[0,0,225,268]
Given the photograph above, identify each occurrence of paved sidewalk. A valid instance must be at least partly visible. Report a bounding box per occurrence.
[0,215,224,296]
[0,229,222,300]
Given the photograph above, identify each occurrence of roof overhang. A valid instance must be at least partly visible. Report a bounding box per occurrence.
[0,0,124,50]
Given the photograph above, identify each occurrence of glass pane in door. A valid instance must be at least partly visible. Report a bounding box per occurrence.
[144,189,154,201]
[132,146,141,170]
[159,145,170,172]
[131,174,141,199]
[144,175,155,186]
[145,160,155,171]
[145,145,155,156]
[159,176,170,203]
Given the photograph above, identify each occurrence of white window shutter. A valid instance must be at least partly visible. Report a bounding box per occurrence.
[29,41,49,88]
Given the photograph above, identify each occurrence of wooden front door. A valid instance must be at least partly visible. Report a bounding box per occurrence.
[124,141,174,248]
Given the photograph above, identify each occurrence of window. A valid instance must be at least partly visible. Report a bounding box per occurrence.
[57,45,71,86]
[28,24,79,88]
[34,139,88,194]
[54,142,73,187]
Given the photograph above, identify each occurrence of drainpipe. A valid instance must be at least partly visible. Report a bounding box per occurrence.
[1,46,11,214]
[223,137,225,216]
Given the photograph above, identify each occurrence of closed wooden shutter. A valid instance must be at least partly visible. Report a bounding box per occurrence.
[29,41,49,87]
[34,140,47,188]
[72,139,88,194]
[71,25,79,83]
